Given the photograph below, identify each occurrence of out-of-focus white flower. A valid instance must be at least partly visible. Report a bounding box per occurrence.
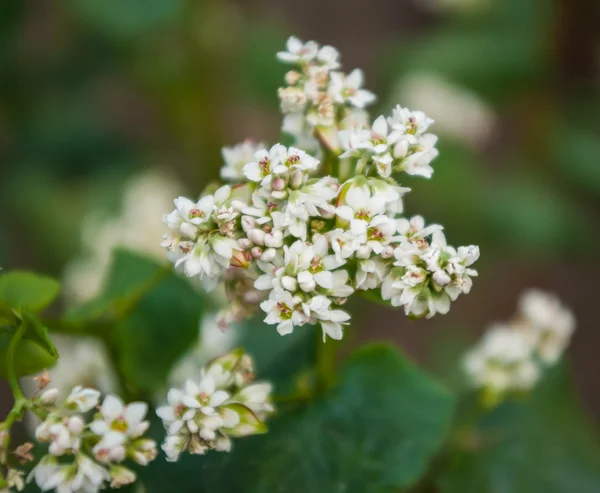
[63,169,182,304]
[518,289,575,364]
[463,324,540,394]
[65,386,101,413]
[462,289,575,403]
[329,69,376,109]
[30,387,157,493]
[221,140,266,182]
[157,349,273,461]
[394,73,495,148]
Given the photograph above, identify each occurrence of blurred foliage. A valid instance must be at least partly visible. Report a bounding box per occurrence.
[440,365,600,492]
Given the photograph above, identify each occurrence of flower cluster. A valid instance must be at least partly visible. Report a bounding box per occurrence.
[463,289,575,400]
[162,36,480,341]
[30,386,157,492]
[157,349,273,461]
[276,36,375,150]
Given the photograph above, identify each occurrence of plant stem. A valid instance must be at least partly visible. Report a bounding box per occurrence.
[315,329,339,393]
[6,322,26,403]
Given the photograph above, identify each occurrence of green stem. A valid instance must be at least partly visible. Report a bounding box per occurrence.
[315,329,339,393]
[6,323,26,402]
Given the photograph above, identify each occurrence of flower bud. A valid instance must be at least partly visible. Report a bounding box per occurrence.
[251,246,263,259]
[261,248,277,262]
[40,388,59,404]
[248,228,266,246]
[271,190,288,200]
[67,416,85,435]
[264,230,284,248]
[289,169,304,189]
[230,250,250,268]
[281,276,298,292]
[272,177,286,191]
[110,466,136,488]
[381,246,395,259]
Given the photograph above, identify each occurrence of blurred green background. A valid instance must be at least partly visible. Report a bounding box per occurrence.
[1,0,599,419]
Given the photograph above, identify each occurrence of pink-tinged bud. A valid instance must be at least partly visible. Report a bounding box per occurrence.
[248,228,266,246]
[261,248,277,262]
[40,388,59,404]
[272,177,286,191]
[109,446,126,463]
[230,249,250,268]
[285,70,302,85]
[251,246,263,259]
[289,169,304,189]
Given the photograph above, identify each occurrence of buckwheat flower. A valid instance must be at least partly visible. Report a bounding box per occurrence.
[387,105,434,136]
[260,288,309,335]
[109,465,136,488]
[277,36,319,65]
[518,290,575,364]
[64,386,100,413]
[92,432,126,464]
[157,350,273,460]
[329,69,376,109]
[303,295,351,341]
[90,395,150,439]
[463,324,539,394]
[316,45,341,70]
[396,215,443,244]
[39,454,109,493]
[5,468,24,491]
[392,133,439,178]
[221,140,266,182]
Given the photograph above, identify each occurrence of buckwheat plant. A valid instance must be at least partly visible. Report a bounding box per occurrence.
[162,36,480,342]
[3,35,590,493]
[463,289,575,405]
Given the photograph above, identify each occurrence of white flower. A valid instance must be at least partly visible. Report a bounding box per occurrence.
[329,69,375,109]
[387,105,434,136]
[221,140,266,181]
[92,431,126,464]
[41,454,110,493]
[180,376,230,415]
[396,215,443,243]
[277,36,319,65]
[316,45,341,70]
[90,395,149,439]
[65,386,100,413]
[518,289,575,364]
[6,468,24,491]
[303,295,350,341]
[393,133,439,178]
[260,289,308,335]
[463,324,539,394]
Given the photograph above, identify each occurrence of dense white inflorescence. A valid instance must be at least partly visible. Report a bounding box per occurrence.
[29,386,157,493]
[463,289,575,399]
[157,349,273,461]
[161,36,481,342]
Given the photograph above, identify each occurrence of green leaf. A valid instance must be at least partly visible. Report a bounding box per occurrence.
[0,271,59,313]
[143,343,454,493]
[0,327,57,377]
[439,365,600,493]
[67,249,204,396]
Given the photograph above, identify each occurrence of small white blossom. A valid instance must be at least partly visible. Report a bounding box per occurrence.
[329,69,376,109]
[221,140,265,182]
